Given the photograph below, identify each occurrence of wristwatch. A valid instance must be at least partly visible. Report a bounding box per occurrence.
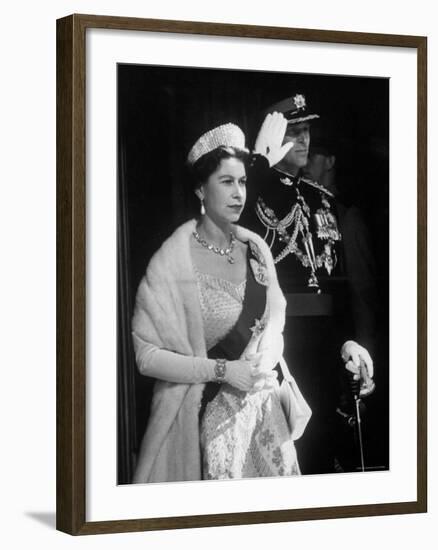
[214,358,227,382]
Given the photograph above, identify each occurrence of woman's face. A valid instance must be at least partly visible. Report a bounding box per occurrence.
[197,157,247,225]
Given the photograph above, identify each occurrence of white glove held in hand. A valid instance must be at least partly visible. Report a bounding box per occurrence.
[224,357,262,392]
[340,340,374,380]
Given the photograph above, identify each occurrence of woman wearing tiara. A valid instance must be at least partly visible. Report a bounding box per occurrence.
[131,115,310,483]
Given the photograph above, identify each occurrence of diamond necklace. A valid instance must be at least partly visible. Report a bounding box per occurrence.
[193,230,236,264]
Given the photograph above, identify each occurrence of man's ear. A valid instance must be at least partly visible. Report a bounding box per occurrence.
[325,155,336,171]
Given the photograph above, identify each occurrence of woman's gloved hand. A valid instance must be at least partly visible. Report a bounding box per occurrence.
[224,353,273,392]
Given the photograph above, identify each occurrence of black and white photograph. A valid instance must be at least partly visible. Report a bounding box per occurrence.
[117,64,390,485]
[2,0,434,545]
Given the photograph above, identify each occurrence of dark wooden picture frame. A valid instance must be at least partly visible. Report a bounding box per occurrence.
[56,13,427,536]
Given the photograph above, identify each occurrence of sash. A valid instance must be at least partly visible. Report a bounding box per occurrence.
[199,247,267,416]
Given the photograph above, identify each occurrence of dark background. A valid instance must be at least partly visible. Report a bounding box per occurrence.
[117,63,389,484]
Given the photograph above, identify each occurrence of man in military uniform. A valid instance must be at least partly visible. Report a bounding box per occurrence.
[302,136,386,472]
[242,94,375,474]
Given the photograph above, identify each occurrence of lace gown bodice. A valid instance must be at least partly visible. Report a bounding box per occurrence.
[195,269,246,351]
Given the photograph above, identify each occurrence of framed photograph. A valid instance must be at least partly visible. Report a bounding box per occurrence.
[56,14,427,535]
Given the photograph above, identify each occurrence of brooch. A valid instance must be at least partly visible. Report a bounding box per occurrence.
[250,259,268,286]
[250,317,267,337]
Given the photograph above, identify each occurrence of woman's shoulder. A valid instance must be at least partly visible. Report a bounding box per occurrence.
[146,219,196,277]
[234,225,273,264]
[160,219,196,251]
[247,240,267,267]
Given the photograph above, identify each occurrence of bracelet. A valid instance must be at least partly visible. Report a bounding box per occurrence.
[214,358,227,382]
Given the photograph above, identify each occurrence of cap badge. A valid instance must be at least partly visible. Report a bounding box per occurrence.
[293,94,306,111]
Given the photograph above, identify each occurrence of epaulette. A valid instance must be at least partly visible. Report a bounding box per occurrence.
[299,176,335,198]
[275,168,334,198]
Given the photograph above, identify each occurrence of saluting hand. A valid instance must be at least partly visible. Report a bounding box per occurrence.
[254,112,294,167]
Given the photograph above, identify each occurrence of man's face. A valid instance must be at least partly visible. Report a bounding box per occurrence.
[281,122,311,170]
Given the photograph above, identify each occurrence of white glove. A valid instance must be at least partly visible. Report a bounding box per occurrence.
[225,354,267,392]
[340,340,374,380]
[253,112,294,167]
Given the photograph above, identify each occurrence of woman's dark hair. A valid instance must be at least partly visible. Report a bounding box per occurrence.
[188,146,249,190]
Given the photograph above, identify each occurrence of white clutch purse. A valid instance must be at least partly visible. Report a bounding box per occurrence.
[277,357,312,441]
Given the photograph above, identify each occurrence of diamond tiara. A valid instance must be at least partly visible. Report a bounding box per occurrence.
[187,123,248,165]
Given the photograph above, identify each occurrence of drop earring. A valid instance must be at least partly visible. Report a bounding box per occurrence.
[200,198,205,216]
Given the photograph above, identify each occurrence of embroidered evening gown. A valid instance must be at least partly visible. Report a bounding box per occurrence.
[195,244,300,480]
